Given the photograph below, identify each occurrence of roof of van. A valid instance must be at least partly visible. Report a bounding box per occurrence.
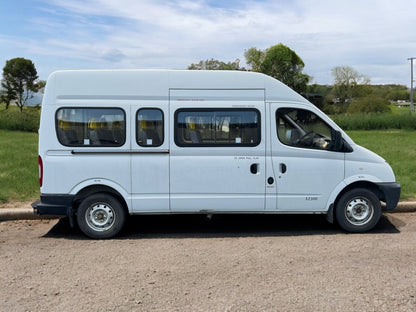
[44,69,309,104]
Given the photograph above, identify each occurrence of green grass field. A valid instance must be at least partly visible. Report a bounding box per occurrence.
[0,129,414,203]
[0,130,39,203]
[0,104,40,132]
[346,130,416,200]
[332,110,416,131]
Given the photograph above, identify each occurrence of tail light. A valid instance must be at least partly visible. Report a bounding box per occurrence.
[38,156,43,187]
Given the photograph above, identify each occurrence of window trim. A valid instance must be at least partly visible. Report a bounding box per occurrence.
[174,108,261,147]
[136,108,164,147]
[55,107,126,148]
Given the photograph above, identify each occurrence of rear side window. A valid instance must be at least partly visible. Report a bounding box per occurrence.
[136,108,164,147]
[175,108,260,147]
[56,108,125,147]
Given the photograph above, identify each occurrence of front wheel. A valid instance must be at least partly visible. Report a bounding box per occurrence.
[335,188,381,233]
[77,193,126,239]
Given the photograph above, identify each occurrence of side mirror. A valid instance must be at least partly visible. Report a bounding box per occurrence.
[331,129,343,151]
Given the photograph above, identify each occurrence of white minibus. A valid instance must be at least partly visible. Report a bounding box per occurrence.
[32,70,401,238]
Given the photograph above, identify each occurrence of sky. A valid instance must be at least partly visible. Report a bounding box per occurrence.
[0,0,415,86]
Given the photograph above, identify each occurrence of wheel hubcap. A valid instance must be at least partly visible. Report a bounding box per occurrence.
[345,197,374,226]
[86,203,115,232]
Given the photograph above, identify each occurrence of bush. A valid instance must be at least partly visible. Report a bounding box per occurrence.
[332,111,416,130]
[0,103,40,132]
[347,96,390,114]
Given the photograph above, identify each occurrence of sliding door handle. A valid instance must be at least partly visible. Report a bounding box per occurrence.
[280,163,287,174]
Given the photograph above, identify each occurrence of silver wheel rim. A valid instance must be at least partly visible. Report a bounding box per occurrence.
[345,197,374,226]
[85,203,115,232]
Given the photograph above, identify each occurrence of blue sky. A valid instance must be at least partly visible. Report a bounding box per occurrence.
[1,0,415,86]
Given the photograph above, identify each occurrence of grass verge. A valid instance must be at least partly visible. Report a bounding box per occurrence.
[0,130,39,203]
[347,130,416,200]
[0,104,40,132]
[333,111,416,130]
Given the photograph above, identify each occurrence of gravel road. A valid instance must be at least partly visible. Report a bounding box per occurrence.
[1,212,415,312]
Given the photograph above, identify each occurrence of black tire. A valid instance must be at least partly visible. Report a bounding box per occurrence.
[335,188,381,233]
[76,193,126,239]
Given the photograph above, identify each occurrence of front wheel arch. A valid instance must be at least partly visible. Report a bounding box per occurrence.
[335,181,384,205]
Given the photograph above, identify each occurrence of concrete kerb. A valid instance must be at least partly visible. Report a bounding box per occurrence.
[390,202,416,213]
[0,208,61,222]
[0,202,416,222]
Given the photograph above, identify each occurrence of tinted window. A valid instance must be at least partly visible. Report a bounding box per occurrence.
[276,108,335,151]
[137,108,164,147]
[175,109,260,147]
[56,108,125,147]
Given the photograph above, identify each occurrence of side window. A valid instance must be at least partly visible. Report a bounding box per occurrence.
[136,108,164,147]
[56,108,125,147]
[175,109,260,147]
[276,108,335,151]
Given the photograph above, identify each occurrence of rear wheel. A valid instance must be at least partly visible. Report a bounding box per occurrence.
[335,188,381,233]
[77,193,126,239]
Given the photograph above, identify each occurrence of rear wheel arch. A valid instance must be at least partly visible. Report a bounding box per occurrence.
[73,185,128,215]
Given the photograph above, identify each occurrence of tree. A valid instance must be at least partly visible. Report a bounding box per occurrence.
[188,44,309,93]
[1,57,41,112]
[331,66,370,104]
[0,89,14,109]
[261,44,310,93]
[244,43,310,93]
[188,58,243,70]
[244,47,265,72]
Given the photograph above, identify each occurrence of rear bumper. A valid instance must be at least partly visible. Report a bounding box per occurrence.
[32,194,75,216]
[376,182,401,211]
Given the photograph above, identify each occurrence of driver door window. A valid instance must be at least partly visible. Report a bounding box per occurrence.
[276,108,333,151]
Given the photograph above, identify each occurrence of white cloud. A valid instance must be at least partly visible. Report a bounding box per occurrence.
[100,48,126,62]
[2,0,415,85]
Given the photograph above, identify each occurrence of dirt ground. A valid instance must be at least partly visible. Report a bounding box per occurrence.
[1,212,415,312]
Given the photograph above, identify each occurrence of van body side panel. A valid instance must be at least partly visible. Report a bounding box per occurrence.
[45,153,131,195]
[131,153,170,212]
[169,154,265,211]
[273,153,344,211]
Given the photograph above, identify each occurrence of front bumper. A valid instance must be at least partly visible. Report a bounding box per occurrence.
[376,182,401,211]
[32,194,75,216]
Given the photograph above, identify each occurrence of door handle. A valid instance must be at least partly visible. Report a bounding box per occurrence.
[280,163,287,174]
[250,163,259,174]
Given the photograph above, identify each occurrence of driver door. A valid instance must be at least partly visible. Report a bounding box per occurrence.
[270,104,345,212]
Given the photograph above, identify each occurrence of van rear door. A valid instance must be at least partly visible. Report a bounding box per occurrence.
[169,89,266,212]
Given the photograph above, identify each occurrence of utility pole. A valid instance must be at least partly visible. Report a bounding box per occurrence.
[408,57,416,113]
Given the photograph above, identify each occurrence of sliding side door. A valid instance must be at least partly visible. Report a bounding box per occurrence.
[169,89,266,212]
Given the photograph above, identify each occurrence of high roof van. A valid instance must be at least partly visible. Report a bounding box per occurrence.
[32,70,401,238]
